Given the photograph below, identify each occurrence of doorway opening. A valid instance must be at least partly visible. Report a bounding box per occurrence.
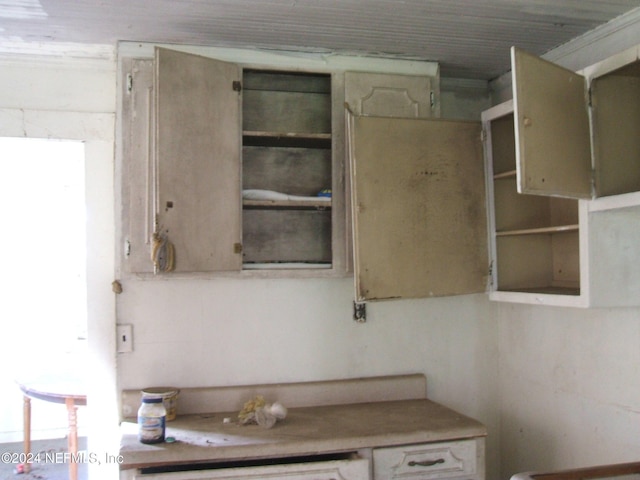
[0,136,87,442]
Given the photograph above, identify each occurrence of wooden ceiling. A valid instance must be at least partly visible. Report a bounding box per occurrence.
[0,0,639,79]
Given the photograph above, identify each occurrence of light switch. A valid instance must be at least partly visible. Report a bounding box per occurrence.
[117,324,133,353]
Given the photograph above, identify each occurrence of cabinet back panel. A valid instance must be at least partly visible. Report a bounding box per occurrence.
[243,209,331,263]
[243,70,330,94]
[490,113,516,174]
[496,233,579,290]
[549,197,579,226]
[243,146,331,195]
[494,178,551,231]
[496,235,553,290]
[551,231,580,287]
[243,90,331,133]
[592,69,640,197]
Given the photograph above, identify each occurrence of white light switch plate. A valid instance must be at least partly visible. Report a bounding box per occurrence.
[117,324,133,353]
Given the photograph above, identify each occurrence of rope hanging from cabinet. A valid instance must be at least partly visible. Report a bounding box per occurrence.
[151,231,175,273]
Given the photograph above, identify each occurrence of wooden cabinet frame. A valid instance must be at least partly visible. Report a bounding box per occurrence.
[119,47,349,277]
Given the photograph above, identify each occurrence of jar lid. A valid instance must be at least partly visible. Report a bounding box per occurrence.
[142,397,163,404]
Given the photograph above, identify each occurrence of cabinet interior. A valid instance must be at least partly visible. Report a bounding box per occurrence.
[489,112,580,295]
[592,59,640,197]
[241,70,333,267]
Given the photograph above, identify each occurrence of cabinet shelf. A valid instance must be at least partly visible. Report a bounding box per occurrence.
[243,199,331,210]
[243,131,331,149]
[500,285,580,296]
[496,224,579,237]
[493,169,516,180]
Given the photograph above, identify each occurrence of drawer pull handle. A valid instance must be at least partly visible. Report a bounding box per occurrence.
[408,458,445,467]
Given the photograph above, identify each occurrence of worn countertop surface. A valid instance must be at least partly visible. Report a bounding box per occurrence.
[119,398,487,470]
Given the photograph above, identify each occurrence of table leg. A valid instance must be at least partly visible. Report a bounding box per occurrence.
[23,396,31,474]
[66,397,78,480]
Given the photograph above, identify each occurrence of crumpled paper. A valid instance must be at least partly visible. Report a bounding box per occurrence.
[238,395,288,429]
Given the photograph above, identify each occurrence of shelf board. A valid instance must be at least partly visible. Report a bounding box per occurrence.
[493,169,517,180]
[243,131,331,149]
[496,224,579,237]
[498,285,580,296]
[243,199,332,209]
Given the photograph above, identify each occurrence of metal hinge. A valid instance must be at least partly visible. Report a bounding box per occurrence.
[126,73,133,94]
[234,243,243,254]
[232,81,242,92]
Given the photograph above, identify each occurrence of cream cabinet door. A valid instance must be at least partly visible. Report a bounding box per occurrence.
[345,72,434,118]
[125,457,370,479]
[120,57,155,273]
[348,114,487,301]
[511,47,592,199]
[155,47,242,273]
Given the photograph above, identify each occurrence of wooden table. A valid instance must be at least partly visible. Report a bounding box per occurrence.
[17,375,86,480]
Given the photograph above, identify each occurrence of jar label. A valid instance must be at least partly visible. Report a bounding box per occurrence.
[138,415,166,443]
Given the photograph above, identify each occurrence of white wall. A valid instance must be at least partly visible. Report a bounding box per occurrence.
[498,304,640,475]
[0,46,119,477]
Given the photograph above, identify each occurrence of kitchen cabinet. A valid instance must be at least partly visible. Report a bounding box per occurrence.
[119,47,348,275]
[373,440,481,480]
[348,43,640,306]
[118,45,442,278]
[511,45,640,200]
[483,45,640,306]
[119,397,486,480]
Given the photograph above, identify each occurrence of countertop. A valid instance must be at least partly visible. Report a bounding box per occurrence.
[119,398,487,471]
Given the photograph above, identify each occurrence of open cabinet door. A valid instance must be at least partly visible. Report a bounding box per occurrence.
[512,47,592,199]
[348,114,488,301]
[155,48,242,272]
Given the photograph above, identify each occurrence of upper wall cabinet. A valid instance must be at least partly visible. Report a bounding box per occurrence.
[118,45,440,276]
[512,45,640,201]
[344,71,436,118]
[483,44,640,307]
[346,44,640,307]
[120,47,347,275]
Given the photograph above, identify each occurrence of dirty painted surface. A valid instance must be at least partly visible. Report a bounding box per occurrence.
[350,115,487,301]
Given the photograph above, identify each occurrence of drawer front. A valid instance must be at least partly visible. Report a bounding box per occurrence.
[373,440,477,480]
[129,456,370,480]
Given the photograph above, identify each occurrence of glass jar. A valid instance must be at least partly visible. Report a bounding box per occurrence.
[137,397,166,444]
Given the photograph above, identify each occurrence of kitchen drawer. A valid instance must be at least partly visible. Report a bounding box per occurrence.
[124,455,370,480]
[373,440,477,480]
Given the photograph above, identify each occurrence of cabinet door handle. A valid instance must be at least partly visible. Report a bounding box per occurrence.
[408,458,445,467]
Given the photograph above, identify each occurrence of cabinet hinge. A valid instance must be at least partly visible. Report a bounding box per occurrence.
[234,243,243,254]
[587,87,593,107]
[232,81,242,92]
[126,73,133,94]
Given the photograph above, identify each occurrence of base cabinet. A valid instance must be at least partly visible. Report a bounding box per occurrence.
[120,439,485,480]
[121,455,369,480]
[373,439,484,480]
